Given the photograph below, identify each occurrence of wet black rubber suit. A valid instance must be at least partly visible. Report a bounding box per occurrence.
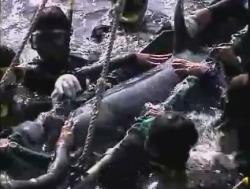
[207,0,250,74]
[0,57,222,182]
[74,112,196,189]
[73,94,243,189]
[10,53,149,123]
[196,0,248,45]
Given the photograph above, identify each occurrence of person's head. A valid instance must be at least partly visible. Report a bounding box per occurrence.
[144,111,198,170]
[218,73,250,153]
[0,45,15,79]
[30,6,71,61]
[111,0,147,26]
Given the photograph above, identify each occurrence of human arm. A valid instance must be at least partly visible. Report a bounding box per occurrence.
[171,58,215,79]
[14,63,59,95]
[170,58,225,89]
[50,74,82,101]
[74,124,148,189]
[231,27,250,72]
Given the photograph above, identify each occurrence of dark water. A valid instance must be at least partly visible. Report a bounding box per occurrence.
[0,0,226,187]
[0,0,210,63]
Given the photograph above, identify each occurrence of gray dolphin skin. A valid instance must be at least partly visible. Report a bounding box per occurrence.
[71,0,208,148]
[72,64,181,147]
[0,0,212,188]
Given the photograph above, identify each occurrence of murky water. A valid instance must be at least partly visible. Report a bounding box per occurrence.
[0,0,210,62]
[0,0,228,187]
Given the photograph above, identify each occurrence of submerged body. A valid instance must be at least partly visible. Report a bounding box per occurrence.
[0,61,182,187]
[0,0,235,187]
[0,57,221,185]
[71,63,180,147]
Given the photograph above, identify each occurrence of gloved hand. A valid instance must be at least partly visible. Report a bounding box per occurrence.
[51,74,82,100]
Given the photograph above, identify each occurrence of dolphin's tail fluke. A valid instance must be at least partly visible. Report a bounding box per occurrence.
[173,0,189,54]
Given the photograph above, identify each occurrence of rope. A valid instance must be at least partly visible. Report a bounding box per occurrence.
[67,0,74,25]
[0,0,48,87]
[77,0,125,166]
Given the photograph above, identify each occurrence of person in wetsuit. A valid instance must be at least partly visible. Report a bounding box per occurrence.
[7,6,87,99]
[186,72,250,189]
[184,0,248,45]
[74,67,250,189]
[111,0,250,83]
[1,6,90,121]
[92,0,148,42]
[0,45,15,75]
[74,110,199,189]
[183,0,250,76]
[217,72,250,180]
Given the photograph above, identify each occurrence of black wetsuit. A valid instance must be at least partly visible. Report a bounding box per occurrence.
[12,53,147,122]
[95,125,158,189]
[1,55,89,124]
[196,0,248,45]
[75,120,243,189]
[1,53,151,141]
[0,68,223,185]
[21,55,89,95]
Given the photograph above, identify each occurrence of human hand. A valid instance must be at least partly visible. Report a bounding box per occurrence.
[136,53,171,65]
[171,58,209,78]
[51,74,82,100]
[214,45,240,66]
[144,102,165,116]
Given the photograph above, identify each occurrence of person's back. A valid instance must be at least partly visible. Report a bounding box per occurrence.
[93,111,199,189]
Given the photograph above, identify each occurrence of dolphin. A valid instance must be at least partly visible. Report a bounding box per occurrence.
[0,0,215,188]
[71,0,210,148]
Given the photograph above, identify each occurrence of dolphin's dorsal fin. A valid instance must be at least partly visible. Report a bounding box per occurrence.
[173,0,189,55]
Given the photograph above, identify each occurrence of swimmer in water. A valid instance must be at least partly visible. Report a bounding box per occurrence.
[11,6,85,96]
[75,72,250,189]
[74,110,198,189]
